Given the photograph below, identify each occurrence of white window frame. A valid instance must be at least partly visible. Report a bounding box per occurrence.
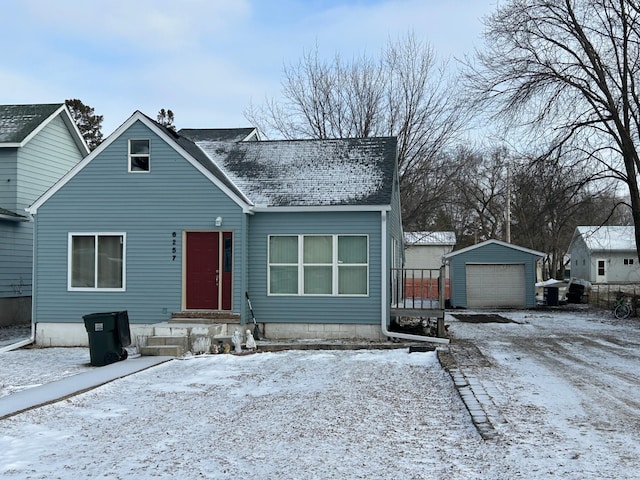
[68,232,127,292]
[128,139,150,172]
[268,234,369,297]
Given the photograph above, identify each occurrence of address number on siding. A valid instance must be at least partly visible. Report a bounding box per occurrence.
[172,231,177,261]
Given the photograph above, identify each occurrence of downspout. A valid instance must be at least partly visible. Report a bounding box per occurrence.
[379,210,449,345]
[0,212,36,353]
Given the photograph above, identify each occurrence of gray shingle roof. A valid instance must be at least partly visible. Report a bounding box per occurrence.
[405,231,456,245]
[0,104,63,144]
[178,128,256,143]
[576,226,636,251]
[191,137,397,207]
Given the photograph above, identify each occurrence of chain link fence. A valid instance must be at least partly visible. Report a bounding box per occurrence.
[589,284,639,315]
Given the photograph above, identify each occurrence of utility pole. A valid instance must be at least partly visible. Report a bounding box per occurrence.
[506,163,511,243]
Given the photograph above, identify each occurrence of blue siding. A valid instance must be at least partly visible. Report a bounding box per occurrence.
[449,243,539,308]
[387,177,403,319]
[0,221,32,296]
[1,114,83,301]
[17,115,83,210]
[0,148,18,211]
[33,120,246,325]
[247,211,382,324]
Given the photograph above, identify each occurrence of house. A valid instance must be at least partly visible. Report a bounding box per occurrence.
[0,104,88,327]
[443,239,544,308]
[26,110,410,347]
[567,226,640,283]
[404,231,456,270]
[401,231,455,302]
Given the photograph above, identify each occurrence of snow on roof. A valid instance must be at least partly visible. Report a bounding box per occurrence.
[192,137,397,207]
[575,226,636,251]
[0,104,63,144]
[178,128,256,143]
[404,231,456,246]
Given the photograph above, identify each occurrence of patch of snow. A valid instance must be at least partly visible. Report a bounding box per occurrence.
[0,308,638,478]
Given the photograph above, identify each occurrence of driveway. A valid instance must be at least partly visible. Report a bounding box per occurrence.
[444,306,640,475]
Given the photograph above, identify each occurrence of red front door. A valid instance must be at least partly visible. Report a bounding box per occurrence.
[185,232,233,310]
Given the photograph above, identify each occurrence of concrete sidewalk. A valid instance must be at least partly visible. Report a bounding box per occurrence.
[0,355,173,420]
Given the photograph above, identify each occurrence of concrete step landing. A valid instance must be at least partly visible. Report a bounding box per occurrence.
[169,311,241,324]
[138,321,242,357]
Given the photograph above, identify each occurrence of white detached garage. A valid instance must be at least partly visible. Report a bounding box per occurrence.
[444,240,544,309]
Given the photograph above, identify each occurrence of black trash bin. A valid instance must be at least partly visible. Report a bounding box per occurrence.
[83,311,131,367]
[544,286,559,306]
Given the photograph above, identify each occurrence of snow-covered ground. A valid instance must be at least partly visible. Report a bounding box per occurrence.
[0,307,639,479]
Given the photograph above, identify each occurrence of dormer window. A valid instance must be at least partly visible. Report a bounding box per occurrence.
[129,139,150,172]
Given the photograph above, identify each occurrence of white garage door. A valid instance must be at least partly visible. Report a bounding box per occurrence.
[466,264,526,308]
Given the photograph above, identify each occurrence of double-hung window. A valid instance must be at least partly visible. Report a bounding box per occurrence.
[269,234,368,296]
[68,233,126,291]
[129,139,150,172]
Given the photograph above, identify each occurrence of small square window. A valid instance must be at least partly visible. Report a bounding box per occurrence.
[129,139,150,172]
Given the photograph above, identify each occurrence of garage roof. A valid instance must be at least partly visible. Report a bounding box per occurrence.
[443,239,545,259]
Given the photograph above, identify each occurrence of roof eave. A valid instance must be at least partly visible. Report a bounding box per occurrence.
[443,239,545,259]
[249,204,392,213]
[0,213,29,222]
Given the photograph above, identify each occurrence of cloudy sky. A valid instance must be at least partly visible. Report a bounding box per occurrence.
[0,0,497,135]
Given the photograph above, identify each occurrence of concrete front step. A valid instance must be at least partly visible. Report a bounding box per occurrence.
[138,322,245,357]
[152,323,227,338]
[147,335,189,349]
[139,344,185,357]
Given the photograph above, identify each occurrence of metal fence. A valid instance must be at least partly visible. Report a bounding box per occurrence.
[589,284,639,312]
[390,266,446,312]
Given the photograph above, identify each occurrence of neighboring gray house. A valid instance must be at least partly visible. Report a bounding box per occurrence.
[404,231,456,270]
[443,239,544,308]
[27,111,405,346]
[401,231,456,303]
[0,104,88,327]
[567,226,640,283]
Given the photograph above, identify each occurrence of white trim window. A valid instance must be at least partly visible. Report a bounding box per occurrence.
[268,234,368,296]
[128,139,150,172]
[68,233,126,291]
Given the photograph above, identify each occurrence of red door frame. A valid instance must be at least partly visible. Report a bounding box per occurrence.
[184,231,233,310]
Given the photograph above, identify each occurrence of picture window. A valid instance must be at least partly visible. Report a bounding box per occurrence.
[69,233,125,291]
[268,234,368,296]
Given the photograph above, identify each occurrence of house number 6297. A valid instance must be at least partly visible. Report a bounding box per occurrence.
[172,232,177,261]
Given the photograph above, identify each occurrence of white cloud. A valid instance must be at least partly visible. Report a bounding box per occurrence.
[24,0,252,52]
[0,0,496,134]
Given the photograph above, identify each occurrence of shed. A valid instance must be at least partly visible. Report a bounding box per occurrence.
[443,239,544,308]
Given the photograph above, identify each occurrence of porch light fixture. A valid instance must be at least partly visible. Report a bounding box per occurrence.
[215,216,223,227]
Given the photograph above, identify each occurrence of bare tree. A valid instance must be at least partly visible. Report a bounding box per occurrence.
[466,0,640,259]
[245,33,468,223]
[510,151,620,279]
[434,148,507,247]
